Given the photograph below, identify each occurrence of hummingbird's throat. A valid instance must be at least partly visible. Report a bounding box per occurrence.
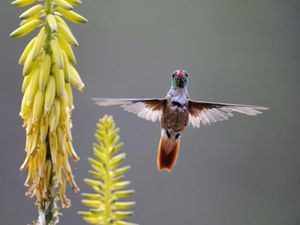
[176,79,186,88]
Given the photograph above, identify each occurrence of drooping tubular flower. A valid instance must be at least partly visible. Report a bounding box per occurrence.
[11,0,87,209]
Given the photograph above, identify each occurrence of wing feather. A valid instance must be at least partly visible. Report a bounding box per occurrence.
[188,100,268,128]
[93,98,166,122]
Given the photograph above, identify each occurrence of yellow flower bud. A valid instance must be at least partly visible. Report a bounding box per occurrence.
[46,14,58,33]
[65,83,74,110]
[22,48,36,76]
[31,27,46,60]
[53,0,73,10]
[39,115,49,144]
[66,141,79,161]
[49,132,58,165]
[20,86,30,118]
[20,10,43,26]
[62,51,71,82]
[49,98,60,132]
[22,70,33,93]
[27,68,39,105]
[69,65,84,91]
[19,4,44,20]
[10,19,42,38]
[39,54,51,90]
[29,126,39,155]
[58,34,76,64]
[53,64,65,97]
[19,37,35,65]
[55,7,87,24]
[44,76,56,113]
[11,0,37,7]
[57,126,67,155]
[32,89,45,123]
[57,21,79,46]
[50,38,64,69]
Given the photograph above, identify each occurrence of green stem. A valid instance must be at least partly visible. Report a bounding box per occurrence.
[44,0,52,55]
[45,0,52,14]
[37,140,59,225]
[38,174,58,225]
[104,130,113,224]
[45,175,59,224]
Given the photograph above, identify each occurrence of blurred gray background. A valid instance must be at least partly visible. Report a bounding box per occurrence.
[1,0,300,224]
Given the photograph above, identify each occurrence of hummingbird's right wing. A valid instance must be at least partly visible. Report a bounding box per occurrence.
[188,100,268,128]
[93,98,167,122]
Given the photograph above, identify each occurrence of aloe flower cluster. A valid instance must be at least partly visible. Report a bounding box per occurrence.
[11,0,87,210]
[79,115,137,225]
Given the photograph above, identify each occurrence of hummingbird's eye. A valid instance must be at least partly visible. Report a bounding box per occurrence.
[172,74,175,78]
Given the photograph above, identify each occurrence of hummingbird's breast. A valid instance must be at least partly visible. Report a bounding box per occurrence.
[161,101,189,132]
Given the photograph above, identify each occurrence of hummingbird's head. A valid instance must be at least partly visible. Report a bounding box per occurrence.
[171,69,189,89]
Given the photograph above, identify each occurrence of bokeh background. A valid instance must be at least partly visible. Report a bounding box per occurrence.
[1,0,300,224]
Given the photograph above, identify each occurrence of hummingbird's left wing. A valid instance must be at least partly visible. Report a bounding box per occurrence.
[188,100,268,128]
[93,98,167,122]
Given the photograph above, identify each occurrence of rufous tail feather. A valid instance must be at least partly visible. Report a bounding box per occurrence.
[157,137,180,171]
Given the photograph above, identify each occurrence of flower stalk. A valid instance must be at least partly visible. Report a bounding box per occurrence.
[11,0,87,223]
[79,115,138,225]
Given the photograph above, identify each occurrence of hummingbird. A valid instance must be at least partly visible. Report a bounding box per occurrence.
[93,70,267,171]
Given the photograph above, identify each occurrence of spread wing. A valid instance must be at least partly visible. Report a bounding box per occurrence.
[188,100,268,128]
[93,98,166,122]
